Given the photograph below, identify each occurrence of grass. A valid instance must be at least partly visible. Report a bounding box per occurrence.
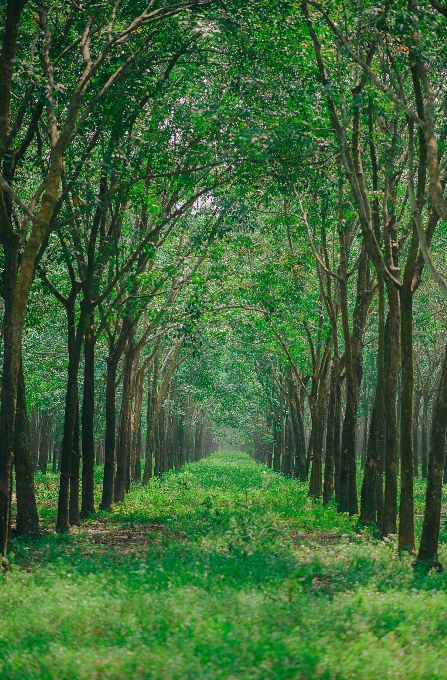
[2,452,447,679]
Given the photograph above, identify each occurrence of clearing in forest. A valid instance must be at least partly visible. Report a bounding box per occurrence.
[2,451,447,679]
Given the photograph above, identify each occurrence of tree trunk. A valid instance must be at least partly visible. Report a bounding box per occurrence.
[115,342,136,502]
[360,276,385,527]
[338,252,371,515]
[52,441,60,474]
[413,389,422,479]
[339,374,358,514]
[38,416,52,475]
[398,287,415,553]
[143,367,157,484]
[132,369,144,483]
[0,147,64,550]
[291,385,307,482]
[421,393,429,479]
[56,339,82,531]
[0,0,35,556]
[273,408,281,472]
[154,410,162,475]
[81,318,95,518]
[69,395,81,527]
[416,340,447,568]
[360,390,378,525]
[132,369,144,482]
[323,364,338,504]
[14,358,39,538]
[29,406,40,472]
[99,351,119,510]
[308,404,322,496]
[99,318,135,509]
[0,237,20,554]
[382,293,400,536]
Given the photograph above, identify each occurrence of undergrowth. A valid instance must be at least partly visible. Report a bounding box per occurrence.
[2,452,447,679]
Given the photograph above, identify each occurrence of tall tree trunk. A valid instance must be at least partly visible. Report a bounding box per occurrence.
[127,349,141,490]
[99,318,135,509]
[309,354,331,499]
[339,375,357,513]
[323,364,338,503]
[56,300,85,532]
[421,392,429,479]
[38,417,52,474]
[333,377,342,503]
[14,358,39,538]
[416,340,447,568]
[273,407,281,472]
[413,389,422,479]
[308,404,322,496]
[338,252,371,514]
[337,235,354,514]
[52,441,60,474]
[382,293,400,536]
[99,351,119,510]
[0,0,35,557]
[360,277,385,527]
[0,238,20,554]
[115,342,136,502]
[399,287,415,553]
[290,384,307,482]
[132,368,144,483]
[143,367,157,484]
[360,390,378,525]
[69,395,80,527]
[29,406,40,472]
[154,410,162,475]
[81,317,95,518]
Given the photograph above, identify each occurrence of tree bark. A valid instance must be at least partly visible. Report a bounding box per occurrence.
[338,252,371,515]
[421,392,429,479]
[81,316,95,518]
[323,364,339,503]
[273,407,281,472]
[143,367,157,484]
[132,368,145,483]
[100,319,133,510]
[56,299,86,532]
[99,351,119,510]
[360,389,378,525]
[416,340,447,568]
[69,395,80,527]
[115,341,136,502]
[360,277,385,526]
[14,358,39,538]
[398,286,415,553]
[290,383,307,482]
[37,416,51,475]
[382,297,400,536]
[0,236,20,554]
[308,404,323,496]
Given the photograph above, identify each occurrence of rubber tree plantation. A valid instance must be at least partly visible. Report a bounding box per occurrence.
[3,1,447,678]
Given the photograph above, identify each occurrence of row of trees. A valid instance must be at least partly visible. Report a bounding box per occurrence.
[2,0,447,570]
[0,0,250,556]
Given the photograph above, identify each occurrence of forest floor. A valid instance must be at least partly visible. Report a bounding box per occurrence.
[2,453,447,679]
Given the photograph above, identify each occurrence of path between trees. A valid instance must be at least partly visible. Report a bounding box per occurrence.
[3,452,447,679]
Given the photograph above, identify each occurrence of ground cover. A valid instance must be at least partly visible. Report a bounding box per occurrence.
[2,452,447,679]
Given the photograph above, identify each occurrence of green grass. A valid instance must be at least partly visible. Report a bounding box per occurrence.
[3,452,447,679]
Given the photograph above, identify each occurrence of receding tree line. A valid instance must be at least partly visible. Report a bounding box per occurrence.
[2,0,447,572]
